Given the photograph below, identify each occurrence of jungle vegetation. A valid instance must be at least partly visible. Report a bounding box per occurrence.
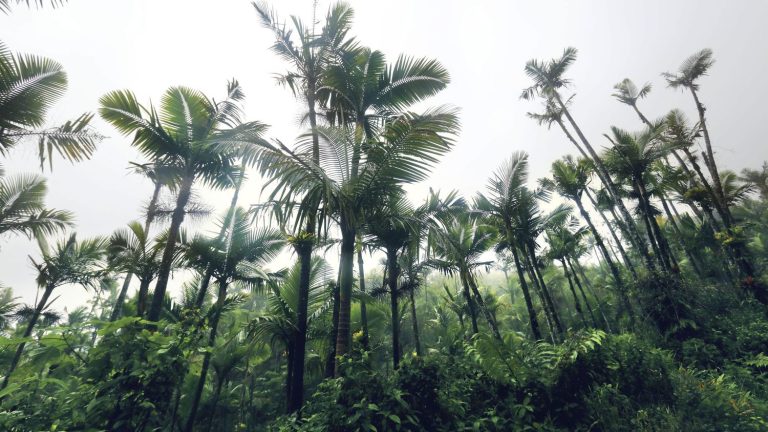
[1,1,768,431]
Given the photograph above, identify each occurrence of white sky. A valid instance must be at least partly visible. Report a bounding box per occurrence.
[2,0,767,312]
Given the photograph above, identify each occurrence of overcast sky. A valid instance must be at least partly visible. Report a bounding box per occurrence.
[2,0,767,312]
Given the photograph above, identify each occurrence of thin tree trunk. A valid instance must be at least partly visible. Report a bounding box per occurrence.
[523,245,562,337]
[111,180,163,322]
[357,248,369,349]
[466,271,502,340]
[561,259,587,327]
[582,188,637,278]
[184,279,228,432]
[408,284,422,356]
[324,275,340,379]
[659,193,704,276]
[2,285,53,390]
[574,198,634,324]
[459,271,479,335]
[572,259,613,332]
[509,245,541,339]
[334,228,356,373]
[206,378,225,432]
[148,173,194,322]
[553,100,655,271]
[523,251,556,340]
[288,241,312,411]
[386,248,402,369]
[567,258,599,328]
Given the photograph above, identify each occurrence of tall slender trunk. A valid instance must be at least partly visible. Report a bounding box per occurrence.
[635,180,675,272]
[659,193,704,276]
[2,285,53,391]
[574,197,634,323]
[569,259,607,330]
[148,173,194,322]
[466,271,502,340]
[553,97,655,271]
[523,251,556,340]
[185,283,225,432]
[525,242,564,335]
[111,180,163,322]
[459,271,479,335]
[386,248,402,369]
[334,228,356,373]
[584,188,637,278]
[324,274,340,378]
[205,377,226,432]
[509,245,541,339]
[184,279,228,432]
[690,88,727,217]
[408,283,421,356]
[357,248,369,349]
[566,258,599,328]
[561,259,587,327]
[572,259,613,332]
[287,241,312,411]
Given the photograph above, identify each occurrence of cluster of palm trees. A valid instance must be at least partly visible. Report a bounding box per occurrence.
[1,1,766,429]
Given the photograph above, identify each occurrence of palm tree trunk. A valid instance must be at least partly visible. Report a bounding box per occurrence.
[408,284,422,356]
[509,244,541,339]
[287,240,312,411]
[571,259,613,332]
[582,189,637,277]
[466,271,502,340]
[526,242,564,335]
[636,180,676,271]
[522,251,556,340]
[574,198,634,323]
[205,377,225,432]
[690,88,727,216]
[659,193,704,276]
[1,284,53,391]
[324,274,340,378]
[386,248,402,369]
[357,249,369,349]
[553,98,655,271]
[184,279,228,432]
[561,259,587,327]
[110,180,163,322]
[566,258,599,328]
[148,173,194,322]
[334,228,356,373]
[459,271,479,335]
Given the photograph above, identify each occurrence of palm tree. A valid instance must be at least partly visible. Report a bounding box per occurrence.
[108,162,179,321]
[0,173,72,241]
[249,256,333,407]
[99,81,269,321]
[183,208,284,431]
[740,162,768,201]
[0,0,65,13]
[1,234,106,390]
[253,2,354,411]
[258,108,458,371]
[0,41,100,171]
[663,49,730,222]
[521,48,654,271]
[540,156,634,319]
[107,222,167,318]
[612,79,653,124]
[474,152,541,340]
[605,125,677,272]
[428,211,501,340]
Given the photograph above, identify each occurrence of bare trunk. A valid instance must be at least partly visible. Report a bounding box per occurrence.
[148,173,194,322]
[387,248,401,369]
[2,285,53,391]
[334,228,356,373]
[509,245,541,339]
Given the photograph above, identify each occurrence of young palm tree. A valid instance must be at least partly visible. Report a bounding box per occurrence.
[182,208,284,431]
[0,41,100,171]
[0,174,72,241]
[1,234,107,390]
[521,48,654,271]
[99,81,269,321]
[544,223,595,328]
[474,152,541,340]
[248,256,333,409]
[108,162,179,321]
[107,222,167,317]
